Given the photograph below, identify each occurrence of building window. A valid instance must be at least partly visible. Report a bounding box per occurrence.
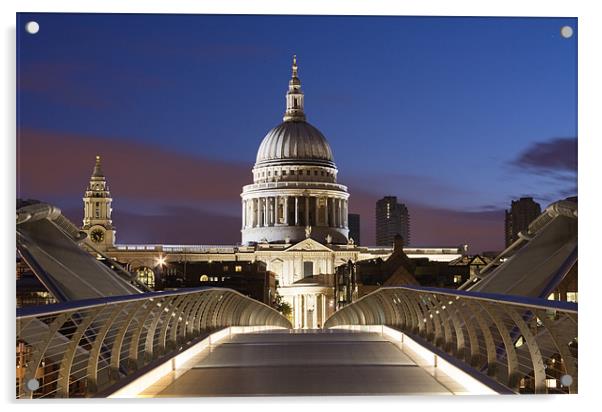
[306,170,310,175]
[283,170,287,175]
[303,261,313,277]
[291,170,295,175]
[223,265,228,271]
[235,265,242,272]
[200,275,209,282]
[567,292,578,302]
[135,267,155,289]
[453,275,462,284]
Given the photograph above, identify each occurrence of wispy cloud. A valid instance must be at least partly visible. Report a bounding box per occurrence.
[19,128,507,253]
[17,128,250,204]
[510,137,577,173]
[506,137,577,204]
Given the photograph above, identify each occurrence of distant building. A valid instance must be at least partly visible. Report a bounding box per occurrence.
[334,235,489,309]
[16,258,56,308]
[160,260,276,306]
[348,213,361,245]
[375,196,410,247]
[504,197,541,247]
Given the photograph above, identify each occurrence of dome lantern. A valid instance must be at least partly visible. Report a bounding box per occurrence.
[283,54,306,122]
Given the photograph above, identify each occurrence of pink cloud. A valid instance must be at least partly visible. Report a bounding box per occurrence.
[17,128,250,203]
[18,128,504,253]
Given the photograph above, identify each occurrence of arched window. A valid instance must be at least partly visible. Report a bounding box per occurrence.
[200,275,209,282]
[135,267,156,289]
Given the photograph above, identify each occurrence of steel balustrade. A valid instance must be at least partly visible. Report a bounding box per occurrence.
[16,287,291,398]
[324,286,577,394]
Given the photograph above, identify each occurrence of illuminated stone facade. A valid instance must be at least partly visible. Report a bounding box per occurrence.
[81,155,116,249]
[80,57,464,328]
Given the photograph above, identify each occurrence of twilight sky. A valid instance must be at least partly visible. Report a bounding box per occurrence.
[16,13,577,253]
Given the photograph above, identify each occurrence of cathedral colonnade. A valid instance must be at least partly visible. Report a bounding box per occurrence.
[242,195,348,230]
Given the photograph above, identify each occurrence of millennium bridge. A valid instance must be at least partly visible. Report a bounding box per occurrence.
[16,199,577,397]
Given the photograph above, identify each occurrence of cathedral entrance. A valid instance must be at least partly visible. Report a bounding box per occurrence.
[306,309,314,328]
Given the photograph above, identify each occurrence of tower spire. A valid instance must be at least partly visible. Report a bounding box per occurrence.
[92,155,104,178]
[283,54,306,122]
[82,155,115,248]
[292,54,298,78]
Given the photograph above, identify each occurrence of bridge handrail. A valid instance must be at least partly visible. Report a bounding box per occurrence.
[376,285,578,313]
[16,287,291,399]
[324,286,577,395]
[16,287,258,318]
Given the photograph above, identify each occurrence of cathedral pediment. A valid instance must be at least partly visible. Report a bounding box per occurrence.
[285,238,332,252]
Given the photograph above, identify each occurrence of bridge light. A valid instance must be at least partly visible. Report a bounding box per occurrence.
[156,255,167,267]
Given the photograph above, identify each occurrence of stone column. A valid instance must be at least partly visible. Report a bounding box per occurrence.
[255,198,260,227]
[275,196,279,225]
[305,197,309,227]
[257,198,261,227]
[333,199,338,227]
[313,295,318,328]
[269,197,274,226]
[295,197,299,226]
[257,197,264,227]
[338,199,343,228]
[242,199,246,229]
[321,293,326,327]
[315,197,320,226]
[301,295,307,328]
[324,197,329,227]
[283,196,289,225]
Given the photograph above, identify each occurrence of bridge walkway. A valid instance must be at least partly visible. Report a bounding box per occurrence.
[140,329,471,397]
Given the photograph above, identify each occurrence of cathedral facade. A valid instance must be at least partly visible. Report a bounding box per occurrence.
[80,57,463,329]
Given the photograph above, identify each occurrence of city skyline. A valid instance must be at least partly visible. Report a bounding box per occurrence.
[17,13,577,252]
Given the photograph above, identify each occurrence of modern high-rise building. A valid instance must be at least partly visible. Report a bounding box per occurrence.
[504,197,541,247]
[348,213,360,245]
[375,196,410,247]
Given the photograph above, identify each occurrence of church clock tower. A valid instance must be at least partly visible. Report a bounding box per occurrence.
[82,155,116,249]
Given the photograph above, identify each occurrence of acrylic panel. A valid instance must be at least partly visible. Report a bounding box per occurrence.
[16,13,578,398]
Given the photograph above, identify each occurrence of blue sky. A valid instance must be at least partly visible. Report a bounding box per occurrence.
[17,13,577,252]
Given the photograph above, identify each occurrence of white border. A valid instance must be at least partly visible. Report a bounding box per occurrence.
[3,0,600,410]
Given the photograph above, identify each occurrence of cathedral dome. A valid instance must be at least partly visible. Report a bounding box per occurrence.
[241,56,350,246]
[255,121,334,167]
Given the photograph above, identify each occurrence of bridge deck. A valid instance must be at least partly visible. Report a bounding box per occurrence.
[141,329,470,397]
